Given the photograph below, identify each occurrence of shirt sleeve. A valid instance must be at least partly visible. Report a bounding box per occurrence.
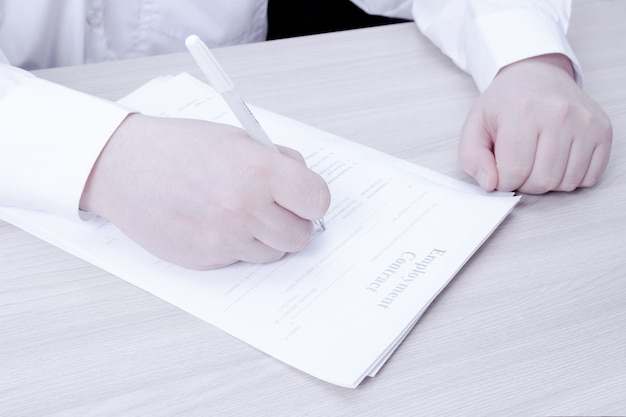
[0,64,131,220]
[411,0,581,92]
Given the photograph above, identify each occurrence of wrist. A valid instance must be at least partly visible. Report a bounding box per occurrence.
[499,53,575,80]
[79,113,141,216]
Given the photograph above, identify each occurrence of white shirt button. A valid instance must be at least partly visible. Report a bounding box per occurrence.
[86,10,102,26]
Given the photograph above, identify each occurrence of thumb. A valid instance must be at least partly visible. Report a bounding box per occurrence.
[459,109,499,191]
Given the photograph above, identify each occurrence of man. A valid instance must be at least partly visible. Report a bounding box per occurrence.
[0,0,612,269]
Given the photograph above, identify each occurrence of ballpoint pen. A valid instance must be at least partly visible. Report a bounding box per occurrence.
[185,34,326,231]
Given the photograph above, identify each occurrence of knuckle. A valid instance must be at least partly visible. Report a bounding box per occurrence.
[548,97,572,122]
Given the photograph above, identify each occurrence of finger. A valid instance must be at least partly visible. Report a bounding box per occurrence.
[517,128,572,194]
[234,238,287,264]
[569,104,612,188]
[550,137,595,191]
[492,122,538,192]
[555,146,589,192]
[180,209,288,269]
[199,222,287,267]
[580,110,613,187]
[458,109,499,191]
[269,155,331,221]
[199,229,288,269]
[252,202,314,253]
[581,141,612,188]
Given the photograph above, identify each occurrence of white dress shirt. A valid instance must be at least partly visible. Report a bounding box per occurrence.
[0,0,578,220]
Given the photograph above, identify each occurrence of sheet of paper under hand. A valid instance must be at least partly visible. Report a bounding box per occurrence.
[0,73,519,387]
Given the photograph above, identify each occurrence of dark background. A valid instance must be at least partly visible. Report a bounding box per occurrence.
[267,0,409,40]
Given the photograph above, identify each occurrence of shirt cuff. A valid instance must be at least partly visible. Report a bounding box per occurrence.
[0,74,131,221]
[465,8,582,92]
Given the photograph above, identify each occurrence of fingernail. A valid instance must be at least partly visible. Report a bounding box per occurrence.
[476,168,490,190]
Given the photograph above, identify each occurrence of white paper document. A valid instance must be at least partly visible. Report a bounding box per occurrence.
[0,73,520,387]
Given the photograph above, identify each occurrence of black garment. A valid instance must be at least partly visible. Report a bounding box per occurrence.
[267,0,409,40]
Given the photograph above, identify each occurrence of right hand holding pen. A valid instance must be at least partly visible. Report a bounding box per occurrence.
[79,114,331,270]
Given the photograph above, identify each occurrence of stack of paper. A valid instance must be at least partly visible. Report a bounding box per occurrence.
[0,73,519,387]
